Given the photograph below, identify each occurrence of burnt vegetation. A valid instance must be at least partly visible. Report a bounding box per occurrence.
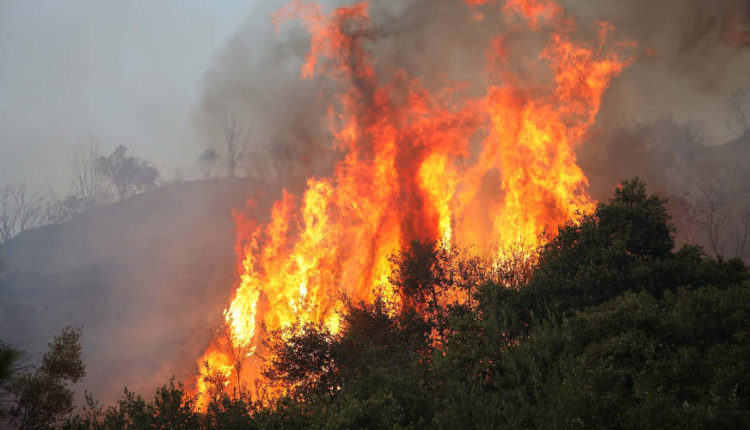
[3,177,748,429]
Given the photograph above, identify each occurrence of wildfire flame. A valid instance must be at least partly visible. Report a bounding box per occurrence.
[194,0,633,407]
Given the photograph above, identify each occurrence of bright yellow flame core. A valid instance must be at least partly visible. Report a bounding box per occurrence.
[194,0,633,407]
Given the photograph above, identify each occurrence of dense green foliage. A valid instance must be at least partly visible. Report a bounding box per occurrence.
[7,178,750,429]
[1,326,86,429]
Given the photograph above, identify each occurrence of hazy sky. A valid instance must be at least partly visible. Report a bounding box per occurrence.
[0,0,254,189]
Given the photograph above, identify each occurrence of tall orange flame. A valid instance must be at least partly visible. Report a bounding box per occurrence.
[194,0,633,406]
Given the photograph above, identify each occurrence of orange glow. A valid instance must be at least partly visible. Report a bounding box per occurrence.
[502,0,561,29]
[194,0,633,406]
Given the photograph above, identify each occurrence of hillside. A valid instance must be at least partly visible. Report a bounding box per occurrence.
[0,178,273,403]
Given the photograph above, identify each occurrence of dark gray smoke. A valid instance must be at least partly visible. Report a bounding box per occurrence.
[573,0,750,155]
[195,0,749,182]
[194,0,750,259]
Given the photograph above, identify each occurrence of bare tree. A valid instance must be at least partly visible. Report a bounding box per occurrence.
[71,140,110,210]
[222,114,247,178]
[12,184,43,234]
[694,180,735,256]
[667,194,700,246]
[735,205,750,260]
[0,184,43,243]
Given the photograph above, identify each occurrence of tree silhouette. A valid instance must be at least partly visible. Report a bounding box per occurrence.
[221,114,246,178]
[97,146,160,200]
[1,326,85,429]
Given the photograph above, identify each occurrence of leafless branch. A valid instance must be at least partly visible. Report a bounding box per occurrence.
[0,184,44,243]
[694,179,735,256]
[222,114,247,178]
[71,139,110,209]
